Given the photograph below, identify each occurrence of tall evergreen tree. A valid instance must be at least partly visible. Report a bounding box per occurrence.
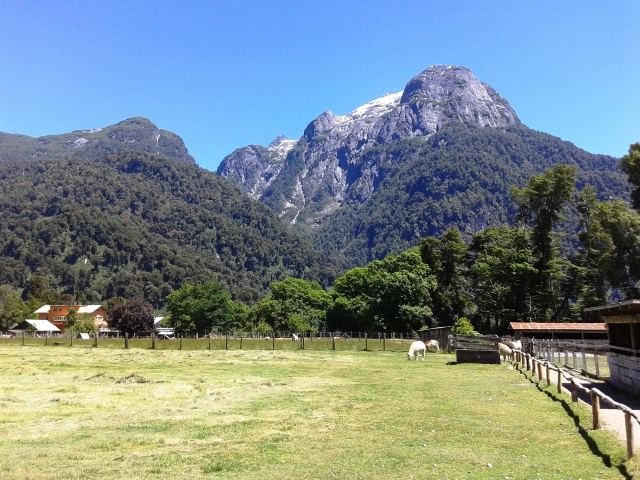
[419,227,468,325]
[510,165,576,320]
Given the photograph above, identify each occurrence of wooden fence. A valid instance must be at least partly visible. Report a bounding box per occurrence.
[510,348,639,459]
[520,338,609,379]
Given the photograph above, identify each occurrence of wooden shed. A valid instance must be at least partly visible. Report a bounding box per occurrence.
[418,326,452,352]
[585,300,640,395]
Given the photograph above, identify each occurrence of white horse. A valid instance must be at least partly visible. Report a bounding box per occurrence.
[425,340,439,353]
[407,341,427,361]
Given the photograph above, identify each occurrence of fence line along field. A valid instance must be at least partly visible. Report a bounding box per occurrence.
[0,346,636,479]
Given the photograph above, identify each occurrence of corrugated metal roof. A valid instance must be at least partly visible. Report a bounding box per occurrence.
[510,322,606,332]
[20,319,61,332]
[78,305,102,314]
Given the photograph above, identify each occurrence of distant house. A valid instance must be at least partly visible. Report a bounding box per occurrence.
[11,319,61,333]
[34,304,106,333]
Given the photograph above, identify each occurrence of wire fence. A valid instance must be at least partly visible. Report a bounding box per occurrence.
[0,331,435,353]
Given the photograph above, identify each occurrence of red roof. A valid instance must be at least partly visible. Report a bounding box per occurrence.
[510,322,606,332]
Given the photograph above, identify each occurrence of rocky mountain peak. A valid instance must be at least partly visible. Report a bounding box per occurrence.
[218,65,522,226]
[399,65,520,128]
[268,135,290,148]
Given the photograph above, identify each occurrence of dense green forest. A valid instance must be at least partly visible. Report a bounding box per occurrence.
[234,149,640,336]
[0,151,338,308]
[1,119,638,337]
[310,123,629,268]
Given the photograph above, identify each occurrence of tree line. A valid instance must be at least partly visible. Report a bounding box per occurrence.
[2,144,640,336]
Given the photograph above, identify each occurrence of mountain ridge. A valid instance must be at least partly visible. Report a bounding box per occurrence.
[217,65,628,268]
[217,65,522,224]
[0,117,195,165]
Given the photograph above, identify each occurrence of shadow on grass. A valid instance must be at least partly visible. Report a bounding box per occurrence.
[515,364,631,480]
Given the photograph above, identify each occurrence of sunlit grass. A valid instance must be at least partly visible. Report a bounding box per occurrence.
[0,345,636,479]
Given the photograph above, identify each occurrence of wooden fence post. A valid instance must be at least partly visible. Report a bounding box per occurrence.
[532,358,537,376]
[22,331,25,346]
[557,367,563,394]
[45,332,49,346]
[70,333,73,347]
[571,380,579,402]
[180,336,183,350]
[240,336,243,350]
[208,334,211,350]
[125,332,129,349]
[626,412,635,459]
[538,361,543,382]
[272,336,275,350]
[383,333,386,351]
[331,334,335,350]
[151,331,156,350]
[365,333,368,351]
[591,392,601,430]
[301,335,305,350]
[546,363,551,387]
[582,351,587,372]
[595,354,600,377]
[93,333,98,348]
[225,333,228,350]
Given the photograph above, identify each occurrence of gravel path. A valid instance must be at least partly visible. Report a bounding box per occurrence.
[543,366,640,448]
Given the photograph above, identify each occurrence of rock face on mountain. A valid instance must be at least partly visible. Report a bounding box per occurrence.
[217,65,626,268]
[218,66,520,224]
[0,117,195,164]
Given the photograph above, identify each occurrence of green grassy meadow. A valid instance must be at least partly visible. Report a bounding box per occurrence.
[0,342,636,479]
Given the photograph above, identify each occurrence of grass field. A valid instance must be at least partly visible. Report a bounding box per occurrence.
[0,343,637,479]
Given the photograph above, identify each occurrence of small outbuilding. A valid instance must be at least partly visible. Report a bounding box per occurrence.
[418,326,452,352]
[11,319,61,333]
[585,300,640,395]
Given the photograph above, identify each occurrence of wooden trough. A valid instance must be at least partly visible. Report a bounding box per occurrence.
[455,335,501,364]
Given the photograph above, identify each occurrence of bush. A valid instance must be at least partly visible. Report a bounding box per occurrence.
[451,317,481,336]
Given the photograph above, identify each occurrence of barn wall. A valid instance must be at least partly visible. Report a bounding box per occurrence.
[608,352,640,395]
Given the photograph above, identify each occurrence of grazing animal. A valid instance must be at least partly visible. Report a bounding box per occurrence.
[498,342,513,362]
[292,333,298,341]
[503,339,522,351]
[425,340,439,353]
[407,341,427,361]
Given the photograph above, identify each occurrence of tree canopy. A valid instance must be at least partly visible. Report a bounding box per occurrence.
[107,299,155,334]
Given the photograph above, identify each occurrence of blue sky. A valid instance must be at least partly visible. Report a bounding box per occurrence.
[1,1,638,171]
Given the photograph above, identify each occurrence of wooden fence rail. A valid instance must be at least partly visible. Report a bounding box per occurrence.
[511,349,639,459]
[518,338,610,379]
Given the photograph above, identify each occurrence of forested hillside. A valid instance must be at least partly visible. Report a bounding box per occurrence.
[218,66,629,270]
[312,123,629,267]
[0,152,338,307]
